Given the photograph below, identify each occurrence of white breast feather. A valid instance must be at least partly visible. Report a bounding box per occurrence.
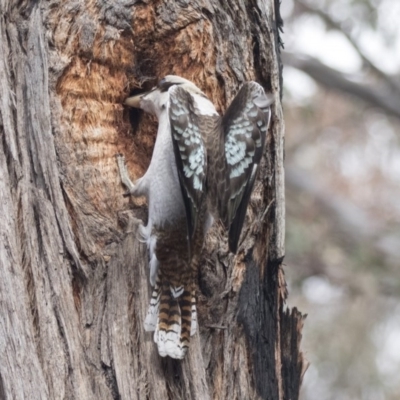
[192,93,219,116]
[146,113,185,230]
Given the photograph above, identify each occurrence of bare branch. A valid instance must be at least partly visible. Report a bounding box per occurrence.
[283,51,400,120]
[294,0,400,92]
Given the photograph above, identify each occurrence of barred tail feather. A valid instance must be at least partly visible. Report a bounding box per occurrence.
[147,281,197,359]
[144,280,161,332]
[190,293,197,336]
[156,282,185,359]
[178,290,193,354]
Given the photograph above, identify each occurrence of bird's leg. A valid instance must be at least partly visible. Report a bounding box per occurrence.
[116,154,143,197]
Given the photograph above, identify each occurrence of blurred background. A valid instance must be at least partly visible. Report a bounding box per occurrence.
[280,1,400,399]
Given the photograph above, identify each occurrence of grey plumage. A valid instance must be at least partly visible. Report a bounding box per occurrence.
[118,75,273,359]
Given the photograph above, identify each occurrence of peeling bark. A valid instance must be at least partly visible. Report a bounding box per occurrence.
[0,1,306,399]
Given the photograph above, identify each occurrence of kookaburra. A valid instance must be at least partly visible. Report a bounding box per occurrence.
[117,75,273,359]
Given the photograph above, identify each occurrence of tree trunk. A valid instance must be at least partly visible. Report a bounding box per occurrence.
[0,1,306,399]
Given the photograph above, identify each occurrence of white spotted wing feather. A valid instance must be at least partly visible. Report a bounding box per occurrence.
[222,82,273,252]
[168,85,207,254]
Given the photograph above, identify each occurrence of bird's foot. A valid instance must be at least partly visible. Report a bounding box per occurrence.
[116,153,136,195]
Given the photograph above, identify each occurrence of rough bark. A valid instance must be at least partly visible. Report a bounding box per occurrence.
[0,1,306,399]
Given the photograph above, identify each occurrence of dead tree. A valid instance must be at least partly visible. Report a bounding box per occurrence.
[0,0,306,399]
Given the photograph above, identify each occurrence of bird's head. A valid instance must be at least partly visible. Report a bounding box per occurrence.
[125,75,205,118]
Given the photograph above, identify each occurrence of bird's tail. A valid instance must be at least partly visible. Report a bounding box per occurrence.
[144,276,197,359]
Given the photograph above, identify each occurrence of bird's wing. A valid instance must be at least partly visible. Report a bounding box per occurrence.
[168,85,208,255]
[222,82,273,253]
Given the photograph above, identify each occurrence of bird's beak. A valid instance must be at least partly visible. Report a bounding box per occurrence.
[124,93,143,108]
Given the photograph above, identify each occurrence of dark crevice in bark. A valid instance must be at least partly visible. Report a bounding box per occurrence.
[72,273,83,316]
[0,124,13,182]
[238,254,284,400]
[126,100,144,133]
[32,203,44,258]
[247,3,273,93]
[252,33,262,79]
[163,358,185,400]
[280,307,306,400]
[201,6,214,20]
[102,362,121,400]
[23,236,41,357]
[0,373,6,400]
